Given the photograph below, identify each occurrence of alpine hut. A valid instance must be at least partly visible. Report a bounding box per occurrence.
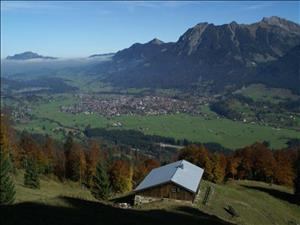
[134,160,204,202]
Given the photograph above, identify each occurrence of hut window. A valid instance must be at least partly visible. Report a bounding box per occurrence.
[176,187,181,192]
[171,187,176,193]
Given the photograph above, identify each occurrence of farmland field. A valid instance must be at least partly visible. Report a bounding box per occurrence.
[236,84,300,103]
[13,94,300,149]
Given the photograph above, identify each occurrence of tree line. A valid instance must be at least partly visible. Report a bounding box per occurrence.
[178,142,300,190]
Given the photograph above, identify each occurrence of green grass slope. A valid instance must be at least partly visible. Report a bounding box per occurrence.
[1,172,299,225]
[1,172,233,225]
[197,180,300,225]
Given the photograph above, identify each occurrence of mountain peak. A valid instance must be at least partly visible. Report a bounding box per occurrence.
[261,16,300,34]
[194,22,210,29]
[148,38,164,45]
[262,16,285,24]
[6,51,57,60]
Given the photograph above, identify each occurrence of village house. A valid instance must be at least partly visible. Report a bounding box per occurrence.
[134,160,204,204]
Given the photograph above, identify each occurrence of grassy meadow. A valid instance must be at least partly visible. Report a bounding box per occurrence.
[236,84,300,103]
[2,171,299,225]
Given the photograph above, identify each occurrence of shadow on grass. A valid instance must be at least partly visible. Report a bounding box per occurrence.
[0,196,235,225]
[241,185,299,206]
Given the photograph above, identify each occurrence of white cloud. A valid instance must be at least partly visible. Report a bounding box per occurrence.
[119,1,203,12]
[1,1,64,12]
[243,2,273,11]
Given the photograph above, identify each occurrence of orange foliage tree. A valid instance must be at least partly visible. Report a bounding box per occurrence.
[109,160,133,193]
[85,140,101,187]
[133,158,160,187]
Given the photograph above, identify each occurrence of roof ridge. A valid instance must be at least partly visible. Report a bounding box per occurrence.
[170,160,184,181]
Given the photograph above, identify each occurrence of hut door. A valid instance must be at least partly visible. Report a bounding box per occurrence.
[162,185,169,198]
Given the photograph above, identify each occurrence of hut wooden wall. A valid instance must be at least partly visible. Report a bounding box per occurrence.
[136,182,194,201]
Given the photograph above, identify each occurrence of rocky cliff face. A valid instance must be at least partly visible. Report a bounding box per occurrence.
[103,17,300,92]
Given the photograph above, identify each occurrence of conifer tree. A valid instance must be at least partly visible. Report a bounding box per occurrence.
[0,146,15,205]
[24,158,40,189]
[295,152,300,201]
[91,162,110,200]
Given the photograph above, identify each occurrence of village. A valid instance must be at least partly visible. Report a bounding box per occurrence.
[60,94,209,117]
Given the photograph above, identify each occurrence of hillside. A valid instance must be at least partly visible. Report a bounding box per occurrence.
[254,45,300,94]
[1,171,299,225]
[103,16,300,92]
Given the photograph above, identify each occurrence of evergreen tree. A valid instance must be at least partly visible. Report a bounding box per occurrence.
[91,162,110,200]
[24,158,40,189]
[0,146,15,205]
[295,152,300,201]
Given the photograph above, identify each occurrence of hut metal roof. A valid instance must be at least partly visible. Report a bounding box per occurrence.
[134,160,204,193]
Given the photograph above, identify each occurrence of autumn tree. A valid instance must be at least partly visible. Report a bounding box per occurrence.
[251,143,275,183]
[273,150,295,186]
[53,150,66,180]
[226,156,239,180]
[133,158,159,186]
[203,156,213,181]
[109,160,133,193]
[61,134,73,179]
[43,136,56,174]
[91,162,110,200]
[78,147,86,185]
[178,144,212,176]
[19,132,38,163]
[235,147,254,180]
[178,145,201,165]
[86,140,101,187]
[211,154,225,183]
[66,143,82,181]
[0,114,19,168]
[64,135,85,182]
[19,132,48,173]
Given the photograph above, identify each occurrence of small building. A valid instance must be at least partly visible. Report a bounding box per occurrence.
[134,160,204,203]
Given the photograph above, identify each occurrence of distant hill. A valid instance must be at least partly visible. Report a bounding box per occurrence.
[103,16,300,92]
[6,51,57,60]
[88,53,115,58]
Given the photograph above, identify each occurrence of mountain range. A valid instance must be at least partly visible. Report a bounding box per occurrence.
[102,16,300,93]
[3,16,300,94]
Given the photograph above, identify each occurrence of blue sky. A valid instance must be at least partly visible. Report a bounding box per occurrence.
[1,1,299,58]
